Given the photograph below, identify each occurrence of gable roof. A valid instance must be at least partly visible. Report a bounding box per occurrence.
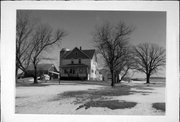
[61,47,95,59]
[82,50,95,59]
[27,64,56,71]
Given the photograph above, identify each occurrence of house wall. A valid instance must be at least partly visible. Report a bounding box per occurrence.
[61,59,91,66]
[89,55,99,80]
[60,58,90,80]
[60,58,91,75]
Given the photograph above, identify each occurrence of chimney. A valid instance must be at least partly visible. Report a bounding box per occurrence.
[80,46,82,50]
[60,48,67,58]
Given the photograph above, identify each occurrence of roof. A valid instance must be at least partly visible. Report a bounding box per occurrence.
[27,64,55,71]
[61,63,88,68]
[61,47,95,59]
[82,50,95,59]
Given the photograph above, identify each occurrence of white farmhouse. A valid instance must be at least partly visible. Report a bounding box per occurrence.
[59,47,99,80]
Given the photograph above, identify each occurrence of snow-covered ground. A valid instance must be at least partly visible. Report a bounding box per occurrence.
[16,80,165,115]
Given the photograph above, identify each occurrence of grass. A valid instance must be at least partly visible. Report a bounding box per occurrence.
[76,100,137,110]
[152,103,165,112]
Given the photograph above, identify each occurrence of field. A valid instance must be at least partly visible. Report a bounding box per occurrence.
[16,78,165,115]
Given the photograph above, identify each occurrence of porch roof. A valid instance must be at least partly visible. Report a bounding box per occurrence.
[61,63,88,68]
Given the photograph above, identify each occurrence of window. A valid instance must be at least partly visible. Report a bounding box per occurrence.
[70,69,75,74]
[74,52,78,59]
[70,69,72,73]
[91,69,94,73]
[79,59,81,64]
[72,69,75,74]
[64,69,68,74]
[79,68,83,73]
[71,60,74,64]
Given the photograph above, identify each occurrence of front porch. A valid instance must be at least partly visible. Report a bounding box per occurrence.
[60,64,89,80]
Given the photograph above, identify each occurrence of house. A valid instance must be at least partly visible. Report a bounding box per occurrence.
[24,63,59,79]
[59,47,100,80]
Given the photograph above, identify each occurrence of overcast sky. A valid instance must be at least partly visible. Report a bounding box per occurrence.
[25,10,166,78]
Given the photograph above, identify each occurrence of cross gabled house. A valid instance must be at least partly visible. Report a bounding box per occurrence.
[59,47,99,80]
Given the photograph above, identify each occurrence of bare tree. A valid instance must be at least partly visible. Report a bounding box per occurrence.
[132,43,166,83]
[16,11,66,83]
[16,11,35,79]
[29,24,66,84]
[93,21,134,87]
[117,52,135,83]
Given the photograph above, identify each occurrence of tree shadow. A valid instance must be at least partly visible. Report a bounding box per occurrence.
[16,82,54,87]
[76,100,137,110]
[16,96,27,99]
[152,102,165,112]
[59,80,110,86]
[132,85,154,91]
[16,80,109,87]
[48,84,152,104]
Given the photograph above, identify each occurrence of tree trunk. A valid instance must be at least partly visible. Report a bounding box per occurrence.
[33,64,38,84]
[111,78,114,87]
[111,70,114,87]
[119,79,122,83]
[114,73,116,83]
[16,66,18,83]
[146,73,150,84]
[116,73,119,83]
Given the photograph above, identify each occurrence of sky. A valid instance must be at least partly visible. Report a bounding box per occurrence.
[24,10,166,78]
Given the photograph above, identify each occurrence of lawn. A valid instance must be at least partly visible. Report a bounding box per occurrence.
[16,78,165,115]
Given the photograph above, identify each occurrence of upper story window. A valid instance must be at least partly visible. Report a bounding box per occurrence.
[70,69,75,74]
[70,69,72,73]
[64,69,68,74]
[75,52,78,57]
[71,60,74,64]
[79,59,81,64]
